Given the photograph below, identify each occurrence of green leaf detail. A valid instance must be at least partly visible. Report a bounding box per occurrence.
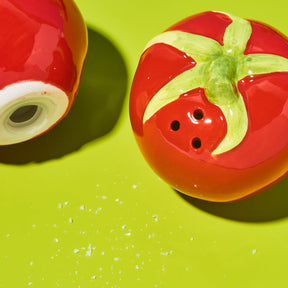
[212,96,248,155]
[144,31,222,63]
[237,54,288,81]
[142,12,288,155]
[205,55,238,105]
[223,14,252,55]
[143,64,206,123]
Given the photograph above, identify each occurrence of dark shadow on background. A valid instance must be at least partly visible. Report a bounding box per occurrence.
[0,27,128,164]
[176,176,288,222]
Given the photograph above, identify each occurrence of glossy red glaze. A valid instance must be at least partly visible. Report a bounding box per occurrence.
[130,11,288,202]
[166,11,232,46]
[245,21,288,58]
[0,0,87,116]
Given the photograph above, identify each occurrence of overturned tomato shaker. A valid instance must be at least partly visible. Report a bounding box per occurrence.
[0,0,87,144]
[130,11,288,202]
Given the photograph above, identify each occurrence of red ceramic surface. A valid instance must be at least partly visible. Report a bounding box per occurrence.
[130,11,288,202]
[0,0,87,144]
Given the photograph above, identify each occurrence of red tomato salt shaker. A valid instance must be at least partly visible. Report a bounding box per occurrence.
[130,11,288,202]
[0,0,87,144]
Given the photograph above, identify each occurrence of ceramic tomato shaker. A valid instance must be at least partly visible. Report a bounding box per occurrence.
[130,11,288,202]
[0,0,87,144]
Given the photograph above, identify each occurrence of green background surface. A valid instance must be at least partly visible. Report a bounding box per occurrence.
[1,0,288,287]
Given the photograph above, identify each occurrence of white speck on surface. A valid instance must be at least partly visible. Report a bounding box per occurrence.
[114,257,120,261]
[54,238,59,243]
[86,244,92,257]
[132,185,138,189]
[148,233,155,239]
[28,282,33,286]
[125,232,131,236]
[135,265,140,270]
[102,196,107,200]
[80,205,85,210]
[58,203,63,209]
[190,237,194,241]
[152,215,159,222]
[101,251,105,255]
[74,249,80,254]
[95,207,103,214]
[91,275,96,279]
[252,249,257,255]
[160,251,169,256]
[69,217,73,224]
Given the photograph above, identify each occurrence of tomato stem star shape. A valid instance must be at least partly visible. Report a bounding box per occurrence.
[142,13,288,155]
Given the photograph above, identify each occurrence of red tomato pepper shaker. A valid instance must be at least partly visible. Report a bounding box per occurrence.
[130,11,288,202]
[0,0,87,144]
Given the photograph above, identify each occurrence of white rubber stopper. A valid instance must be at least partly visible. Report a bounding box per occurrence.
[0,81,69,145]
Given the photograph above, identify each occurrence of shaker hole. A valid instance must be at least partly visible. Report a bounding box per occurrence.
[171,120,180,131]
[192,137,202,149]
[193,109,204,120]
[9,105,39,124]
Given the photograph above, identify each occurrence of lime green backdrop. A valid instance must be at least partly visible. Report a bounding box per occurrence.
[1,0,288,287]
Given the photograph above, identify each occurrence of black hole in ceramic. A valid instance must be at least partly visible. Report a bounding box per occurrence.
[10,105,39,123]
[171,120,180,131]
[193,109,204,120]
[192,137,202,149]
